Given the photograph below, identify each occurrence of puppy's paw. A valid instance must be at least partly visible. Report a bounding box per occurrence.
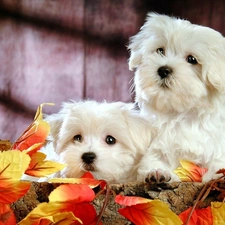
[145,169,171,183]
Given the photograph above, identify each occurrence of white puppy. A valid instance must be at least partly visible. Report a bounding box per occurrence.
[42,100,152,184]
[128,13,225,183]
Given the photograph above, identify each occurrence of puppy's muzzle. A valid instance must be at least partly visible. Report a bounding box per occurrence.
[82,152,96,164]
[157,66,172,79]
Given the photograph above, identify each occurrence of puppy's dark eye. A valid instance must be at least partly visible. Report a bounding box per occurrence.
[156,48,165,55]
[105,135,116,145]
[187,55,198,65]
[74,134,82,142]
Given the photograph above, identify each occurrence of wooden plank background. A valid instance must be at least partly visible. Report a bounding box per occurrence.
[1,0,225,141]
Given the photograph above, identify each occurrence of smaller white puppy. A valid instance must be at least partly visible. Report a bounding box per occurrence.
[128,13,225,183]
[42,100,152,184]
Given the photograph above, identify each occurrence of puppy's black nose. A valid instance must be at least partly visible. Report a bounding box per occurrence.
[82,152,96,164]
[157,66,172,79]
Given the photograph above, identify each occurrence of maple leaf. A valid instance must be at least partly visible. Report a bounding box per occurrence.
[179,206,212,225]
[0,203,16,225]
[115,195,182,225]
[174,160,208,182]
[25,152,66,177]
[211,202,225,225]
[12,103,54,154]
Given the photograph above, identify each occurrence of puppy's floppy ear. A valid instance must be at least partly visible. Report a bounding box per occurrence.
[122,108,153,155]
[128,12,163,70]
[204,40,225,94]
[44,102,73,144]
[128,14,156,71]
[44,113,64,143]
[128,28,146,71]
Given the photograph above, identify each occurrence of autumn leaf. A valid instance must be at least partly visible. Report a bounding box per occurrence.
[0,203,16,225]
[26,212,81,225]
[174,160,208,182]
[81,171,94,179]
[49,183,95,203]
[25,152,66,177]
[179,206,212,225]
[50,172,106,189]
[20,184,100,225]
[0,151,31,204]
[12,103,54,153]
[211,202,225,225]
[0,150,30,180]
[18,202,82,225]
[0,181,31,204]
[115,195,182,225]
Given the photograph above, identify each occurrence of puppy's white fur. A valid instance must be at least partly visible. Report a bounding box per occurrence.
[42,100,152,184]
[129,13,225,183]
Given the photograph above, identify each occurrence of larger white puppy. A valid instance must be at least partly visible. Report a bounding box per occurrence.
[128,13,225,183]
[42,100,152,184]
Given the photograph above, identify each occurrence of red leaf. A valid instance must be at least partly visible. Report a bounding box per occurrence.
[49,184,95,203]
[179,206,212,225]
[0,203,16,225]
[81,172,94,179]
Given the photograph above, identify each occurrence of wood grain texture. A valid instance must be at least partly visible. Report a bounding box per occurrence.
[1,0,225,140]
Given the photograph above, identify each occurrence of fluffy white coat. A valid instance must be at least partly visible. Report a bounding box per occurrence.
[128,13,225,183]
[41,100,152,184]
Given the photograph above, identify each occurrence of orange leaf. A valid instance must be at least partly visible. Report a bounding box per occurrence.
[115,195,182,225]
[49,184,95,203]
[25,152,66,177]
[50,173,107,189]
[12,103,54,153]
[0,203,16,225]
[174,160,208,182]
[0,181,31,204]
[179,206,212,225]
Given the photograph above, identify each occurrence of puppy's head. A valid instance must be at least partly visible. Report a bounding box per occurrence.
[128,13,225,114]
[45,100,152,183]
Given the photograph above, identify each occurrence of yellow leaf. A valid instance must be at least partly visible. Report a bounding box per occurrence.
[25,152,66,177]
[116,196,182,225]
[18,202,82,225]
[0,150,30,180]
[174,160,208,182]
[35,212,80,225]
[211,202,225,225]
